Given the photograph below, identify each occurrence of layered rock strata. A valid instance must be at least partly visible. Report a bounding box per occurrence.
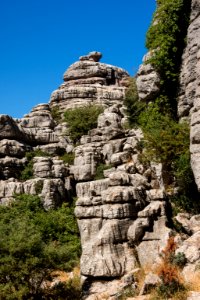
[49,52,129,112]
[1,51,200,299]
[72,105,171,298]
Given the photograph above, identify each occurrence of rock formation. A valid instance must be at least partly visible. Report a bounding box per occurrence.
[177,0,200,191]
[49,51,129,112]
[1,49,200,299]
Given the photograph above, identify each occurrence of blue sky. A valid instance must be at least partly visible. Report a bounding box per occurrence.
[0,0,156,118]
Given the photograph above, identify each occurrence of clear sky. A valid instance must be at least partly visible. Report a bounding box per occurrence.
[0,0,156,118]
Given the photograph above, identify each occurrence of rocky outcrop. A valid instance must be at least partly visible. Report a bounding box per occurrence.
[136,52,160,102]
[176,0,200,190]
[71,104,171,298]
[49,52,129,112]
[1,49,200,299]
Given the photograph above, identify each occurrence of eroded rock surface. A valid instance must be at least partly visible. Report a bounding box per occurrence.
[49,52,129,112]
[136,52,160,102]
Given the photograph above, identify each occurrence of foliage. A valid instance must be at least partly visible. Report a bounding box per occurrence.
[136,103,200,213]
[117,285,137,300]
[139,103,189,165]
[124,77,145,127]
[170,252,187,268]
[64,105,103,144]
[0,194,81,299]
[49,277,81,300]
[59,152,75,165]
[19,160,34,180]
[19,150,51,181]
[51,106,62,123]
[154,237,186,299]
[146,0,191,116]
[94,163,114,180]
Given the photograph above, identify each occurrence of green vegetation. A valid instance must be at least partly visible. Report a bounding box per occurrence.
[124,0,199,213]
[146,0,191,116]
[64,105,103,144]
[139,103,199,213]
[59,152,75,165]
[124,78,145,127]
[20,150,50,181]
[153,237,187,299]
[94,163,114,180]
[0,194,81,299]
[51,106,62,123]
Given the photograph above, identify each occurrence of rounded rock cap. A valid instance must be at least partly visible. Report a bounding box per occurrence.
[79,51,102,62]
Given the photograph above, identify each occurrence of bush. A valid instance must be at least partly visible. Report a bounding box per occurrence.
[124,77,145,127]
[146,0,191,116]
[155,237,186,298]
[59,152,75,165]
[51,106,62,123]
[0,194,81,299]
[64,105,103,144]
[94,163,114,180]
[19,150,51,181]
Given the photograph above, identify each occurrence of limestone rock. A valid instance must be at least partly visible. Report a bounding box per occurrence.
[177,0,200,190]
[177,231,200,264]
[33,157,68,178]
[49,52,129,112]
[79,51,102,62]
[175,213,200,234]
[0,139,31,157]
[139,272,161,295]
[0,115,24,140]
[0,156,27,179]
[136,52,160,102]
[187,291,200,300]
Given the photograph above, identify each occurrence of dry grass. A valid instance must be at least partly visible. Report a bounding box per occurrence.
[186,270,200,292]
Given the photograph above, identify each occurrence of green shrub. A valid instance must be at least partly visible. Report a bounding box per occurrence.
[19,150,51,181]
[134,102,199,213]
[170,252,187,268]
[51,106,62,123]
[139,103,189,165]
[64,105,103,144]
[146,0,191,116]
[0,194,81,299]
[59,152,75,165]
[94,164,114,180]
[124,77,145,127]
[47,276,82,300]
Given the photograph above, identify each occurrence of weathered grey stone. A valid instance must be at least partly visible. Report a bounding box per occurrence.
[136,53,160,102]
[139,272,161,295]
[33,157,68,178]
[0,156,27,179]
[41,178,66,209]
[0,139,31,157]
[76,179,110,198]
[146,189,166,201]
[177,231,200,264]
[49,54,129,114]
[0,115,24,140]
[128,218,150,243]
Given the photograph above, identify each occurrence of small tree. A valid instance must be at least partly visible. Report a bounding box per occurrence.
[0,194,81,299]
[64,105,103,144]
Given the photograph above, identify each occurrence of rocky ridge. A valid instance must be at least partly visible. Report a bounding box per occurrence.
[0,50,200,299]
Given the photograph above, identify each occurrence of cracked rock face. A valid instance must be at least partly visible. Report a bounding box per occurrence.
[136,52,160,102]
[2,51,199,299]
[177,0,200,191]
[73,106,170,280]
[49,52,129,113]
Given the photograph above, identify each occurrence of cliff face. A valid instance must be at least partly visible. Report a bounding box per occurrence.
[178,0,200,190]
[0,52,173,298]
[1,12,200,296]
